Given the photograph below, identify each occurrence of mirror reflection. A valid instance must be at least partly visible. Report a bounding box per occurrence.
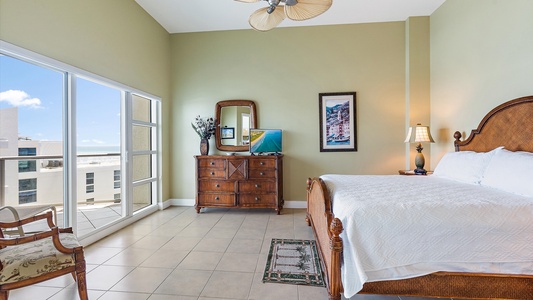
[220,106,251,146]
[215,100,257,152]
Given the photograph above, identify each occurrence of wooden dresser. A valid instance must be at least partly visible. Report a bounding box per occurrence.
[195,155,284,214]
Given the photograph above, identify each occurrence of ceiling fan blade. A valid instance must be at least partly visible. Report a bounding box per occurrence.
[234,0,261,3]
[249,7,286,31]
[284,0,332,21]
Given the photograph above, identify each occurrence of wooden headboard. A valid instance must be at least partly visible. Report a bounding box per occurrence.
[454,95,533,152]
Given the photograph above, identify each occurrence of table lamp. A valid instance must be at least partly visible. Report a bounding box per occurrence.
[404,123,434,175]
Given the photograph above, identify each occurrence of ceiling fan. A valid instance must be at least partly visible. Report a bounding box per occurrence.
[236,0,333,32]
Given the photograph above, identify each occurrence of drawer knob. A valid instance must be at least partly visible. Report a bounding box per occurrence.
[255,184,260,188]
[215,196,220,200]
[215,184,220,188]
[260,162,265,165]
[260,172,264,176]
[255,197,260,201]
[211,172,215,175]
[210,162,215,165]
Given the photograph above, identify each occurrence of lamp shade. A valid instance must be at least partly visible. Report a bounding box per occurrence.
[404,124,434,143]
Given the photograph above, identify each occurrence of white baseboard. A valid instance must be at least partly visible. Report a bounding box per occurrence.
[166,199,307,209]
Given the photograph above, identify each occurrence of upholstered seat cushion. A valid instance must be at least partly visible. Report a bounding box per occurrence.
[0,233,79,284]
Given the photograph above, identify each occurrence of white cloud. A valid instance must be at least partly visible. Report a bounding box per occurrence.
[0,90,42,108]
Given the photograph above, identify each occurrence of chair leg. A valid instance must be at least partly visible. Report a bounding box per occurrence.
[74,250,88,300]
[0,290,8,300]
[76,270,88,300]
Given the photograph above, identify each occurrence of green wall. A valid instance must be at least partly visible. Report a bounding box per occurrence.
[170,21,429,201]
[0,0,172,201]
[430,0,533,165]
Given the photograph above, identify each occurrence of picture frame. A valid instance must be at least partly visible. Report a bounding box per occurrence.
[221,127,235,139]
[319,92,357,152]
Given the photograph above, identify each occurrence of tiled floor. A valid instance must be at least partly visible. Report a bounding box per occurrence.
[8,207,451,300]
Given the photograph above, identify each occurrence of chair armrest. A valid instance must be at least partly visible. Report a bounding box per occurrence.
[0,225,81,254]
[0,211,55,231]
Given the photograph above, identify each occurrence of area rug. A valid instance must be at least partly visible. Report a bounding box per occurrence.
[262,238,325,287]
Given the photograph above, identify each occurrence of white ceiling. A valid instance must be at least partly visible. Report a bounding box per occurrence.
[135,0,446,33]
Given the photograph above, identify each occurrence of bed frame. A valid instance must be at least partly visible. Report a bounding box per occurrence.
[306,95,533,300]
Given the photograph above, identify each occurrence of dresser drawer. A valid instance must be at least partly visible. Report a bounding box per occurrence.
[248,169,276,179]
[248,159,276,169]
[198,168,226,179]
[239,194,277,206]
[198,159,225,168]
[198,193,235,206]
[238,181,276,193]
[198,180,234,192]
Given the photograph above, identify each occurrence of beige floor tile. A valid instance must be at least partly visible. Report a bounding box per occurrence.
[110,267,173,293]
[86,265,135,290]
[234,227,266,240]
[118,224,158,236]
[160,236,202,251]
[7,286,62,300]
[216,252,260,272]
[149,295,198,300]
[92,233,145,248]
[248,271,298,300]
[226,238,263,253]
[154,269,213,296]
[193,237,232,252]
[203,227,239,239]
[48,288,105,300]
[98,290,151,300]
[176,225,211,238]
[129,235,173,249]
[147,225,187,237]
[103,247,155,266]
[140,249,189,268]
[84,246,124,264]
[200,271,254,299]
[297,285,329,300]
[177,251,224,270]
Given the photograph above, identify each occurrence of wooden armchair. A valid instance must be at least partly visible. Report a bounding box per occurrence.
[0,212,87,300]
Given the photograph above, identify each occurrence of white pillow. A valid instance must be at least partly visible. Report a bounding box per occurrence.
[433,147,502,184]
[480,149,533,197]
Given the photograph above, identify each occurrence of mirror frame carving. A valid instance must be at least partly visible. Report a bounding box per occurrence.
[215,100,257,152]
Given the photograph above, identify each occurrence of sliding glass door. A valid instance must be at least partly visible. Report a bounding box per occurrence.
[0,42,161,238]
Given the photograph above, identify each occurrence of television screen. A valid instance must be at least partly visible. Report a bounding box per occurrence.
[250,129,282,154]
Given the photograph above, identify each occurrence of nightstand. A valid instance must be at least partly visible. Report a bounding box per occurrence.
[398,170,433,176]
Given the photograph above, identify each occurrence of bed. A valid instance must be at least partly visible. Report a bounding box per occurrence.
[306,95,533,300]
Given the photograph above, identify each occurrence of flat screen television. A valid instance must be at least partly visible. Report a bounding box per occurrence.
[249,129,282,155]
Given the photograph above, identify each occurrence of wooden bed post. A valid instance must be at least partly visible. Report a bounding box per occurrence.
[329,218,343,300]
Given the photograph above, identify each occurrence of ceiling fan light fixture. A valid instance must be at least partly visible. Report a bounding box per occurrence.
[284,0,298,6]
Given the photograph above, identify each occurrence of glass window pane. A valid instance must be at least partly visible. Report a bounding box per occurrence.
[76,77,122,235]
[0,54,64,211]
[19,160,36,172]
[19,178,37,191]
[132,94,150,122]
[132,155,151,181]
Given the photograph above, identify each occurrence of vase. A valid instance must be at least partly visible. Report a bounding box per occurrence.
[200,138,209,155]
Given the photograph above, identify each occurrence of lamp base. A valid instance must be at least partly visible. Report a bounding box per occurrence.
[414,168,427,175]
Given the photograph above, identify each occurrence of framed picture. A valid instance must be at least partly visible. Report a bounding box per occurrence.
[221,127,235,139]
[319,92,357,152]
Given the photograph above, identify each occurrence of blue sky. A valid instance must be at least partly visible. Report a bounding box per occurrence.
[0,54,120,148]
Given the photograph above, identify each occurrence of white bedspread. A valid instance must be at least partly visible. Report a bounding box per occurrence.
[320,174,533,298]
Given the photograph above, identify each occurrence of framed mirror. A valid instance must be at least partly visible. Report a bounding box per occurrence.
[215,100,257,152]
